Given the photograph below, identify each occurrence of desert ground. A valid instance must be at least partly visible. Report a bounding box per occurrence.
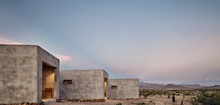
[49,95,192,105]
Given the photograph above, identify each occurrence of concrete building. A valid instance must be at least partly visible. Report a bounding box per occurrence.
[108,78,139,99]
[59,70,108,100]
[0,45,59,104]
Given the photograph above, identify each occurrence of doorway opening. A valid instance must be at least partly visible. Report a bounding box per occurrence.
[104,78,108,98]
[42,62,55,100]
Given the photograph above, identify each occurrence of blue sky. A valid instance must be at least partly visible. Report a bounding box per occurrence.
[1,0,220,85]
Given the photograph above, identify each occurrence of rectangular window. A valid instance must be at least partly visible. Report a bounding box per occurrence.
[111,85,118,89]
[63,80,72,84]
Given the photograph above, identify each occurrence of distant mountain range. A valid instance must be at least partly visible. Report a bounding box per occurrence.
[139,82,220,90]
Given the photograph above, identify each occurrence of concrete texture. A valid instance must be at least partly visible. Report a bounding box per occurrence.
[60,70,108,100]
[108,78,139,99]
[0,44,59,104]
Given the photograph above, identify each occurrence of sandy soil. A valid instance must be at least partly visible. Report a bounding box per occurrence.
[49,95,193,105]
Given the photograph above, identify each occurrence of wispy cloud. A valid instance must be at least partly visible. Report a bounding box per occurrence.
[55,54,72,62]
[55,54,101,70]
[0,37,22,45]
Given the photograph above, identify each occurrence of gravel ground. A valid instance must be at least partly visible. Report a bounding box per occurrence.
[49,95,193,105]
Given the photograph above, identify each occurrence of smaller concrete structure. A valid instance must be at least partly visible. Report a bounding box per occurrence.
[108,78,139,99]
[60,70,108,100]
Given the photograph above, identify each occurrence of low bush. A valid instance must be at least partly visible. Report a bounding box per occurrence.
[136,102,145,105]
[116,102,122,105]
[191,92,220,105]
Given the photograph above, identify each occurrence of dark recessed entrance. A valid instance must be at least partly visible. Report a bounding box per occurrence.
[104,78,108,97]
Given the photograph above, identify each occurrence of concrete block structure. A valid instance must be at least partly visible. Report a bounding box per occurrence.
[108,78,139,99]
[60,70,108,100]
[0,45,59,104]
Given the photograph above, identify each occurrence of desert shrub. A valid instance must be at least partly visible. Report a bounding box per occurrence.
[167,92,171,98]
[146,101,155,105]
[175,91,181,93]
[136,102,145,105]
[184,91,191,96]
[139,90,152,98]
[116,102,122,105]
[140,89,168,97]
[191,92,220,105]
[191,97,199,105]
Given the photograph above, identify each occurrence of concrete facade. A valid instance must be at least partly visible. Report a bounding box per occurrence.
[60,70,108,100]
[108,78,139,99]
[0,45,59,104]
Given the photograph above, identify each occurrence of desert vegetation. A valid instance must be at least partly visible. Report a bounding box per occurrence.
[140,89,220,105]
[139,89,196,98]
[49,89,220,105]
[191,89,220,105]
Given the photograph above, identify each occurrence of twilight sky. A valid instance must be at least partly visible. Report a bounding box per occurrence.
[1,0,220,85]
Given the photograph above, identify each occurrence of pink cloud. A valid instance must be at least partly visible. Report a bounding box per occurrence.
[57,55,100,69]
[56,54,72,62]
[0,37,22,45]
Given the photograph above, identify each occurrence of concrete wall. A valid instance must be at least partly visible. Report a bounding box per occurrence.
[108,78,139,99]
[0,45,59,104]
[60,70,108,100]
[37,46,59,102]
[0,45,38,104]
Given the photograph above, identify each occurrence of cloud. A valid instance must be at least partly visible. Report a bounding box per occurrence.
[55,54,72,63]
[0,37,22,45]
[55,54,101,70]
